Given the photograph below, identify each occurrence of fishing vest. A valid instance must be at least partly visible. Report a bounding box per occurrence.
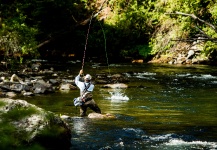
[81,83,93,102]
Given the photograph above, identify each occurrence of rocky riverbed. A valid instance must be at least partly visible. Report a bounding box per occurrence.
[0,61,129,149]
[0,61,129,98]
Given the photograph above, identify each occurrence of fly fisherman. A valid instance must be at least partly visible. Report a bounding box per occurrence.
[75,69,101,117]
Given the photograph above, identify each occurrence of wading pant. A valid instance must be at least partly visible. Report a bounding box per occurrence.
[80,99,101,117]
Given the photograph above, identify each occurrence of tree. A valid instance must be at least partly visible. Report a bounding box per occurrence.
[149,0,217,61]
[0,0,38,64]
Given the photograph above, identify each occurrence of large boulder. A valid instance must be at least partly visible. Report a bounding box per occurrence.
[0,98,71,149]
[33,80,54,94]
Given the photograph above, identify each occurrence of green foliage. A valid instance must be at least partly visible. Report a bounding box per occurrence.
[0,1,39,64]
[138,45,152,58]
[149,0,217,59]
[0,122,18,149]
[0,122,44,149]
[1,0,217,63]
[95,0,156,60]
[203,41,217,60]
[120,44,152,60]
[209,3,217,22]
[0,101,5,107]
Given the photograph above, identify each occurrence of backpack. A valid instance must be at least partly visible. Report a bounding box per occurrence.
[74,97,83,106]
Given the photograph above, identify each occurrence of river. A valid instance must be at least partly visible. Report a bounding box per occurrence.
[20,63,217,150]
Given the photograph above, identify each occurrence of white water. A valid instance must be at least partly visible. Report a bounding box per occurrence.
[165,139,217,149]
[108,89,129,102]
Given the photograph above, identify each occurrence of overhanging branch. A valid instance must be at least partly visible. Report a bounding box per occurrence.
[166,11,217,32]
[77,0,108,26]
[165,11,217,43]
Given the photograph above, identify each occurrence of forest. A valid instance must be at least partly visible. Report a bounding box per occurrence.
[0,0,217,67]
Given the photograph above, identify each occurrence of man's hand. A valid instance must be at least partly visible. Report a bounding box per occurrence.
[79,70,83,75]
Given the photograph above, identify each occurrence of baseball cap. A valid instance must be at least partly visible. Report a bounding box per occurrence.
[84,74,91,80]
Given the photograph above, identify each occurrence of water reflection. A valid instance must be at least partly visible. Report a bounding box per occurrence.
[71,117,89,135]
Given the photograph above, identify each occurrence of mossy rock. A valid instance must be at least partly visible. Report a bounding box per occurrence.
[0,98,71,149]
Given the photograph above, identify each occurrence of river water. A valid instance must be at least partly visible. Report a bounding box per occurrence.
[20,63,217,150]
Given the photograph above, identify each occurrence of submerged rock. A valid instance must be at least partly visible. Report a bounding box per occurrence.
[95,73,129,84]
[59,83,76,90]
[88,113,116,119]
[5,91,17,97]
[60,113,116,120]
[0,98,71,149]
[102,83,128,89]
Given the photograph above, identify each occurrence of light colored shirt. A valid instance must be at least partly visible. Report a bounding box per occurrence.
[75,75,94,95]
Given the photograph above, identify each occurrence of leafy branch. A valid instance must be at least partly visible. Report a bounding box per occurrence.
[166,11,217,43]
[74,0,108,26]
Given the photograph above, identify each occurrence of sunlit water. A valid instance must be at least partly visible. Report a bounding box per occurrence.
[18,63,217,149]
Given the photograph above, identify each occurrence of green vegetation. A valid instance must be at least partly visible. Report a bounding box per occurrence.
[150,0,217,60]
[2,107,38,121]
[0,122,20,149]
[0,104,41,149]
[0,0,217,65]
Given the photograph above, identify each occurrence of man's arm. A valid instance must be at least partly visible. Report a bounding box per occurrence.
[75,70,83,86]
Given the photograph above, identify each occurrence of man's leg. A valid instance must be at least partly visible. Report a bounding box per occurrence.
[87,99,101,114]
[80,105,87,117]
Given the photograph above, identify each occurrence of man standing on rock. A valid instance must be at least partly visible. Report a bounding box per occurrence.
[75,70,101,117]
